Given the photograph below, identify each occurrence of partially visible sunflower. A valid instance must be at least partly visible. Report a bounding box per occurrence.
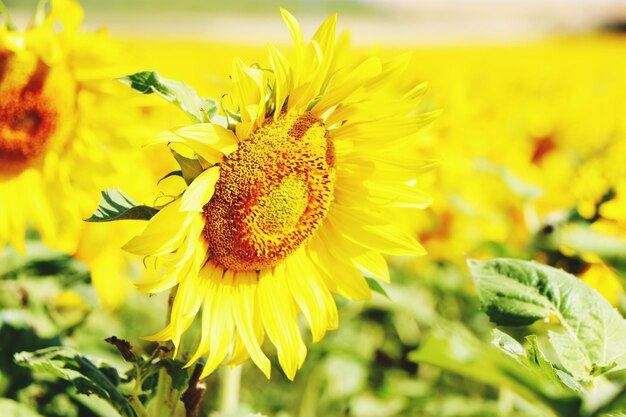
[0,0,161,308]
[0,0,151,255]
[118,10,433,379]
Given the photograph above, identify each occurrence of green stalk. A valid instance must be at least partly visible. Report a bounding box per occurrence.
[129,395,149,417]
[219,365,243,415]
[150,288,178,416]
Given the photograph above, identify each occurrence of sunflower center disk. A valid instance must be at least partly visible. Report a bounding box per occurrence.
[0,52,74,175]
[203,112,336,271]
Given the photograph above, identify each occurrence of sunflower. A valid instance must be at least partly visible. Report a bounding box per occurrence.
[121,10,433,380]
[0,0,148,256]
[0,0,160,308]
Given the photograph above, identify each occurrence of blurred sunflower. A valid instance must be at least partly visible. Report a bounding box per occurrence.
[0,0,163,310]
[121,10,433,380]
[0,0,146,255]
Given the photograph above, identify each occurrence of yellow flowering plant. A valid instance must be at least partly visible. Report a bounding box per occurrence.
[0,0,157,309]
[89,9,434,381]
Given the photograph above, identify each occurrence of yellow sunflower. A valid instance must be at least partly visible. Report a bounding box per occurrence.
[120,10,433,380]
[0,0,160,309]
[0,0,149,255]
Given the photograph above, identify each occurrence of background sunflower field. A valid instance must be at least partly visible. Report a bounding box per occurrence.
[2,1,626,416]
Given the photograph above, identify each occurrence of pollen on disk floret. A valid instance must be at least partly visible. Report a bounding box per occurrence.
[203,112,336,272]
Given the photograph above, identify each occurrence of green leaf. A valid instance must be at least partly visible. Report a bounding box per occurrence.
[170,149,204,185]
[468,258,626,378]
[118,71,217,123]
[493,330,585,394]
[410,322,581,417]
[14,347,134,417]
[156,359,188,391]
[525,335,570,391]
[86,189,158,223]
[365,277,389,299]
[491,328,525,357]
[548,331,592,383]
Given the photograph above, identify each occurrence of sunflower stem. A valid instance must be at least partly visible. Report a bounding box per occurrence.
[151,288,178,416]
[129,394,149,417]
[219,365,242,415]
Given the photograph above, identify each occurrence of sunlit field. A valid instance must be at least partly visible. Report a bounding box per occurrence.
[2,1,626,416]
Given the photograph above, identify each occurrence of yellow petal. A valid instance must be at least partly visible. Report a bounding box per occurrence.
[122,199,190,256]
[143,324,173,342]
[134,269,178,294]
[231,58,266,129]
[49,0,84,32]
[187,263,223,365]
[285,250,338,342]
[257,267,307,380]
[150,124,238,163]
[268,45,292,118]
[180,166,220,212]
[200,269,236,378]
[231,271,271,378]
[280,8,305,81]
[170,274,202,355]
[368,182,432,209]
[312,57,382,116]
[328,211,426,257]
[352,251,390,283]
[308,232,372,301]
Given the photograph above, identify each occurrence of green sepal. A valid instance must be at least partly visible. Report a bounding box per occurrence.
[365,277,389,299]
[117,71,217,123]
[86,189,158,223]
[158,170,184,185]
[14,347,135,417]
[0,0,15,30]
[170,149,205,185]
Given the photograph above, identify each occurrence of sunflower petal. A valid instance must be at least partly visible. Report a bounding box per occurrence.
[180,166,220,212]
[328,212,426,257]
[231,270,271,378]
[170,272,202,355]
[268,45,292,118]
[257,266,307,380]
[150,124,238,163]
[312,57,382,115]
[353,251,390,283]
[187,263,223,365]
[122,199,190,256]
[280,8,305,82]
[285,250,338,342]
[200,269,235,378]
[308,232,372,301]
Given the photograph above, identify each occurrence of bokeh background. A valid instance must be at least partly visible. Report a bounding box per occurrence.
[3,1,626,416]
